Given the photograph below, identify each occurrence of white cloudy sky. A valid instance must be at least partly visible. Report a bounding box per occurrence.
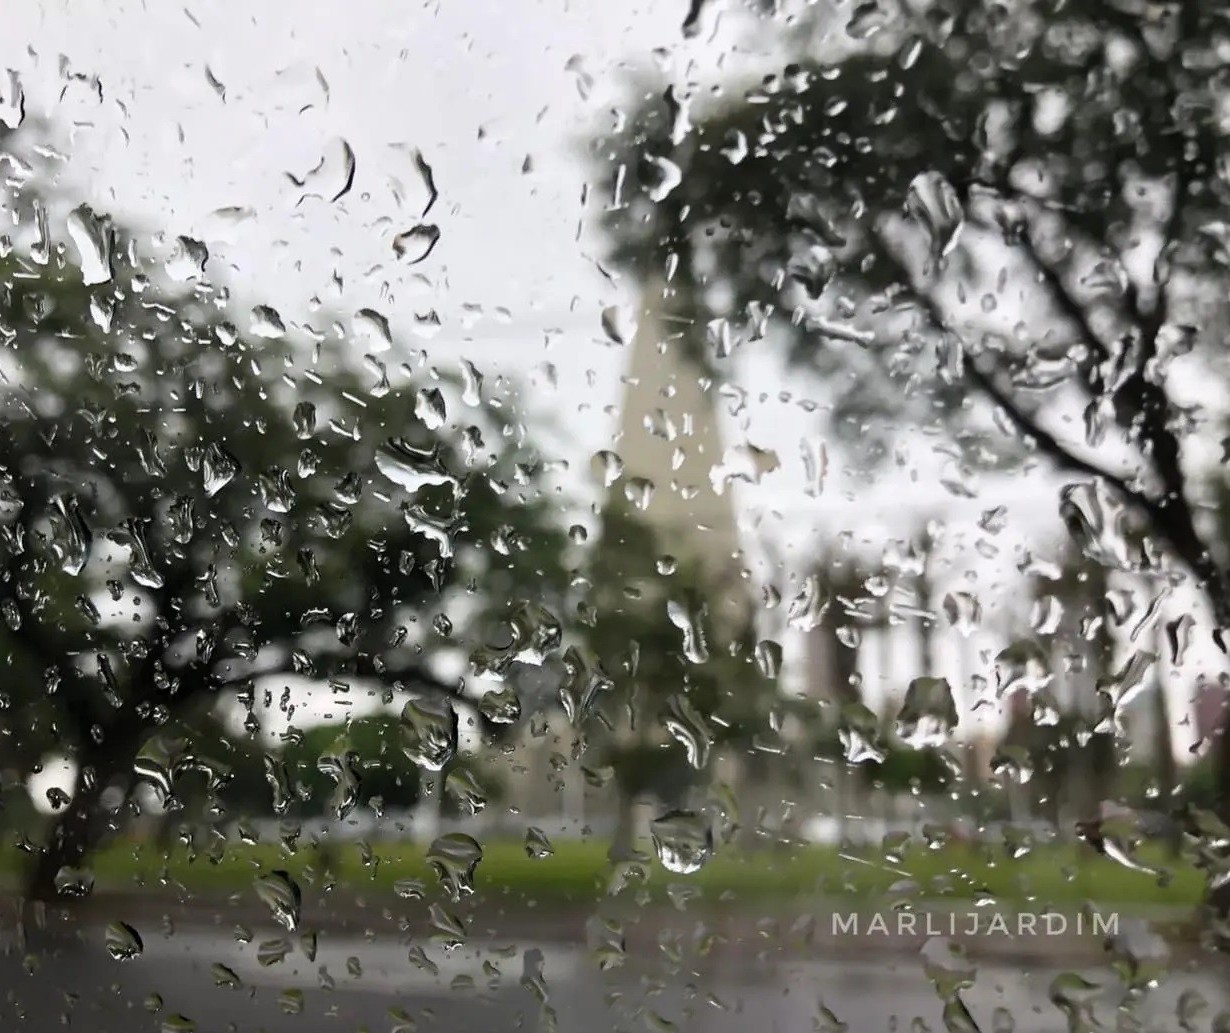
[3,0,1221,767]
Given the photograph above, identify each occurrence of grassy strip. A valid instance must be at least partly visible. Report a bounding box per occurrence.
[2,838,1208,911]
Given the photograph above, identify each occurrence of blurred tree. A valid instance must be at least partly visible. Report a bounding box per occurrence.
[594,0,1230,909]
[0,139,571,897]
[578,499,773,855]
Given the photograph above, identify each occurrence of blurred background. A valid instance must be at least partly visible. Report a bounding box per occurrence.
[4,1,1230,1030]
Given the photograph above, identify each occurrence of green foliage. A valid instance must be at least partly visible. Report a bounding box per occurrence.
[577,498,775,802]
[0,138,572,887]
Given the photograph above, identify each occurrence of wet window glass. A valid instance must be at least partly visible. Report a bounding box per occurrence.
[5,1,1230,1031]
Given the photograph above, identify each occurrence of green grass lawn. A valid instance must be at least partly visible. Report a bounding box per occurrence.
[2,837,1210,912]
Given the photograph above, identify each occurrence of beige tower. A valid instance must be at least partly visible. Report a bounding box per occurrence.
[604,277,742,582]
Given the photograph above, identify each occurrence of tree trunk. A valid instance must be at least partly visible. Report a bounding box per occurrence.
[609,791,638,862]
[26,764,112,901]
[24,722,144,902]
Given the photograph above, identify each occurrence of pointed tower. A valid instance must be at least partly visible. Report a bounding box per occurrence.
[603,277,742,587]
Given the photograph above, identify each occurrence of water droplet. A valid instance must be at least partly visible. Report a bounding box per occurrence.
[586,915,627,970]
[847,0,891,39]
[54,866,95,898]
[257,937,292,966]
[66,204,114,285]
[459,359,483,405]
[317,741,361,821]
[754,639,783,679]
[254,870,302,931]
[426,832,483,901]
[624,476,654,510]
[664,694,713,768]
[667,600,709,664]
[202,443,240,497]
[166,236,208,282]
[709,443,780,493]
[445,767,488,815]
[353,307,392,353]
[838,701,885,764]
[787,574,829,632]
[160,1015,197,1033]
[720,128,748,164]
[942,592,982,636]
[525,826,554,858]
[600,305,632,345]
[896,677,958,748]
[415,387,448,430]
[250,305,286,339]
[1177,989,1209,1031]
[0,69,25,129]
[393,224,441,263]
[921,937,977,999]
[644,155,683,202]
[48,493,91,575]
[1059,481,1133,570]
[376,439,457,493]
[990,744,1033,785]
[292,401,317,439]
[105,921,144,961]
[478,685,522,724]
[286,137,355,204]
[995,640,1051,696]
[211,963,242,988]
[592,450,624,487]
[258,467,296,513]
[905,171,964,266]
[107,517,164,589]
[400,696,458,771]
[650,810,713,874]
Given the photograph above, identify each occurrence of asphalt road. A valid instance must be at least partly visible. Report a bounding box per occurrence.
[4,918,1230,1032]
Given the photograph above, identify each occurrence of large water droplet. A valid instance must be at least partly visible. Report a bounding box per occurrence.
[254,870,302,931]
[664,694,713,769]
[66,204,114,285]
[942,592,981,636]
[415,387,448,430]
[525,826,554,859]
[787,574,829,632]
[376,439,457,493]
[1059,480,1133,570]
[667,600,709,664]
[839,701,885,764]
[0,69,25,130]
[426,832,483,901]
[202,443,240,497]
[353,308,392,353]
[400,695,458,771]
[995,640,1051,696]
[48,493,92,575]
[650,810,713,874]
[286,137,355,204]
[250,305,286,339]
[905,171,964,266]
[896,677,958,748]
[166,236,208,282]
[478,685,522,724]
[105,921,144,961]
[393,224,441,263]
[644,156,683,203]
[317,740,361,821]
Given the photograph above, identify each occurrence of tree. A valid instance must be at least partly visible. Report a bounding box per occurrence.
[0,137,570,898]
[593,0,1230,908]
[578,498,773,854]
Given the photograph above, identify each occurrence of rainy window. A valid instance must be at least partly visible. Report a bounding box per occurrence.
[6,2,1230,1032]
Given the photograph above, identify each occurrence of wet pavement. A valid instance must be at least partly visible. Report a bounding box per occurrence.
[3,916,1230,1031]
